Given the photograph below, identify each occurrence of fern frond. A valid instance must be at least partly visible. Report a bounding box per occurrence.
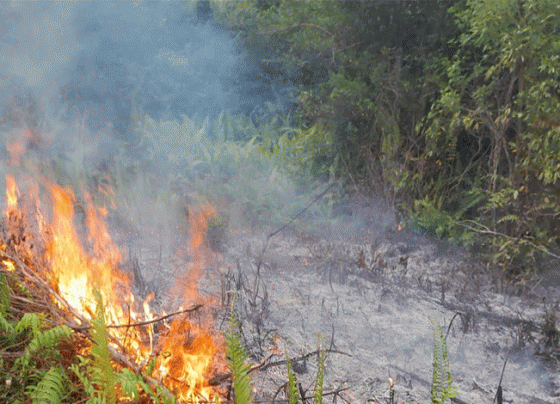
[69,360,89,388]
[13,318,71,371]
[286,354,299,404]
[314,336,327,404]
[430,317,458,404]
[90,290,117,404]
[0,273,10,317]
[116,368,143,401]
[70,358,97,399]
[15,312,43,334]
[225,296,253,404]
[27,325,72,355]
[0,309,14,333]
[27,366,69,404]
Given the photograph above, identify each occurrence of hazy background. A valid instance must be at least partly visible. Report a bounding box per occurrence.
[0,0,348,252]
[0,0,286,137]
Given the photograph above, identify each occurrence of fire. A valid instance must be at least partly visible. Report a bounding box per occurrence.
[155,318,218,402]
[176,204,217,296]
[2,260,16,273]
[154,203,224,402]
[3,175,224,403]
[45,185,120,312]
[43,184,160,363]
[6,128,43,166]
[5,175,19,213]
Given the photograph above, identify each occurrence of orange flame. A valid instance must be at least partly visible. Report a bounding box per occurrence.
[3,177,223,402]
[156,318,219,402]
[172,204,217,302]
[5,175,19,213]
[45,185,126,313]
[155,203,223,402]
[6,128,41,166]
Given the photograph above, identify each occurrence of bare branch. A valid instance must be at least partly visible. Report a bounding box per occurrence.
[106,305,203,329]
[458,220,560,259]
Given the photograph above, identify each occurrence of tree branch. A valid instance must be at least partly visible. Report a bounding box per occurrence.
[458,220,560,259]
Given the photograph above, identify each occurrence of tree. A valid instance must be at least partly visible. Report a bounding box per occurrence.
[213,0,560,278]
[411,0,560,276]
[214,0,456,194]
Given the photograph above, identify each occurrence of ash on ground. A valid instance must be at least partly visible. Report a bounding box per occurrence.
[126,215,560,404]
[210,223,559,404]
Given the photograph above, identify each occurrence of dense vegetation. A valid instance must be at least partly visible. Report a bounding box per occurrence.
[2,2,559,401]
[209,0,560,281]
[3,0,558,282]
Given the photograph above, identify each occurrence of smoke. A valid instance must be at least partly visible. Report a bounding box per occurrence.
[0,0,311,247]
[0,1,76,122]
[0,0,277,136]
[61,0,252,137]
[0,0,393,250]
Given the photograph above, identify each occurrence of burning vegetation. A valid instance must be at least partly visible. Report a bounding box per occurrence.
[0,169,228,403]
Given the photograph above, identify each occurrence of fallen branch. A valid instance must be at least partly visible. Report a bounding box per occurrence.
[109,305,203,328]
[107,345,178,402]
[272,382,349,404]
[268,183,335,241]
[249,348,352,374]
[248,183,335,308]
[208,348,352,387]
[69,305,204,331]
[0,250,87,328]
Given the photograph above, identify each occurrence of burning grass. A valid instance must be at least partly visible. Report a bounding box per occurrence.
[0,175,228,403]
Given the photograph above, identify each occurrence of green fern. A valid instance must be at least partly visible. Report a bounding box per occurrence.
[117,368,145,401]
[116,367,178,403]
[27,366,69,404]
[70,356,97,399]
[0,273,10,317]
[430,317,458,404]
[89,290,117,404]
[27,325,72,356]
[0,308,14,334]
[285,354,299,404]
[14,316,71,370]
[15,312,44,334]
[314,336,327,404]
[72,343,176,403]
[0,308,73,404]
[225,298,253,404]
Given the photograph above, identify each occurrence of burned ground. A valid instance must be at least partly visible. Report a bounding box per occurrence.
[195,224,559,404]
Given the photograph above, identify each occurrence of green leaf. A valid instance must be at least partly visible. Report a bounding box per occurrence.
[430,317,458,404]
[15,312,43,334]
[225,295,253,404]
[0,273,10,317]
[314,334,327,404]
[286,353,299,404]
[90,290,117,404]
[27,366,69,404]
[116,368,142,401]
